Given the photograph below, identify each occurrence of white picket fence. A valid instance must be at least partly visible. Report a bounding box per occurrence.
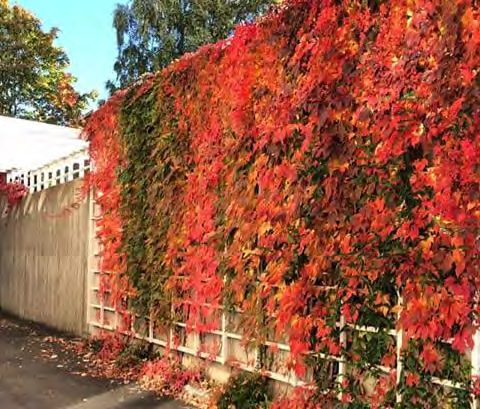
[6,148,89,193]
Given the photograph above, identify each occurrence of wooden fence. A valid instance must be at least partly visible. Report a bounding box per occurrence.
[0,180,90,335]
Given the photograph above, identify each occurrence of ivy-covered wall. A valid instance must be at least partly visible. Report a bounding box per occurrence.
[85,0,480,407]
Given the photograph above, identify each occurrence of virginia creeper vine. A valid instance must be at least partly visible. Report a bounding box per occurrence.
[84,1,480,407]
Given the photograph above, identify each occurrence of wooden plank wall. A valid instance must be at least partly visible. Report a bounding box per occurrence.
[0,180,90,335]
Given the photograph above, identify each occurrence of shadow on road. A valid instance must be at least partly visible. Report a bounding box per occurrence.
[0,312,186,409]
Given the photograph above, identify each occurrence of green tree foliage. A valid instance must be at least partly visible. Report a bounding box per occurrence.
[109,0,279,90]
[0,0,96,126]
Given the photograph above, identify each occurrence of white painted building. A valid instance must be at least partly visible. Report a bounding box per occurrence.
[0,115,89,192]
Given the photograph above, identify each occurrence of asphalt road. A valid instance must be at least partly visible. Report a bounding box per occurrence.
[0,313,187,409]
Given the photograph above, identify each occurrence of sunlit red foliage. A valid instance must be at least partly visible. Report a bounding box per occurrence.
[84,0,479,406]
[0,181,27,208]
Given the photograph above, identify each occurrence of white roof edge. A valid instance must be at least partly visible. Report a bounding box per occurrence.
[4,146,89,174]
[0,115,82,140]
[0,115,88,173]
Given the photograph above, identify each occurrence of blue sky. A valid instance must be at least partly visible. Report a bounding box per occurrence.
[15,0,126,102]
